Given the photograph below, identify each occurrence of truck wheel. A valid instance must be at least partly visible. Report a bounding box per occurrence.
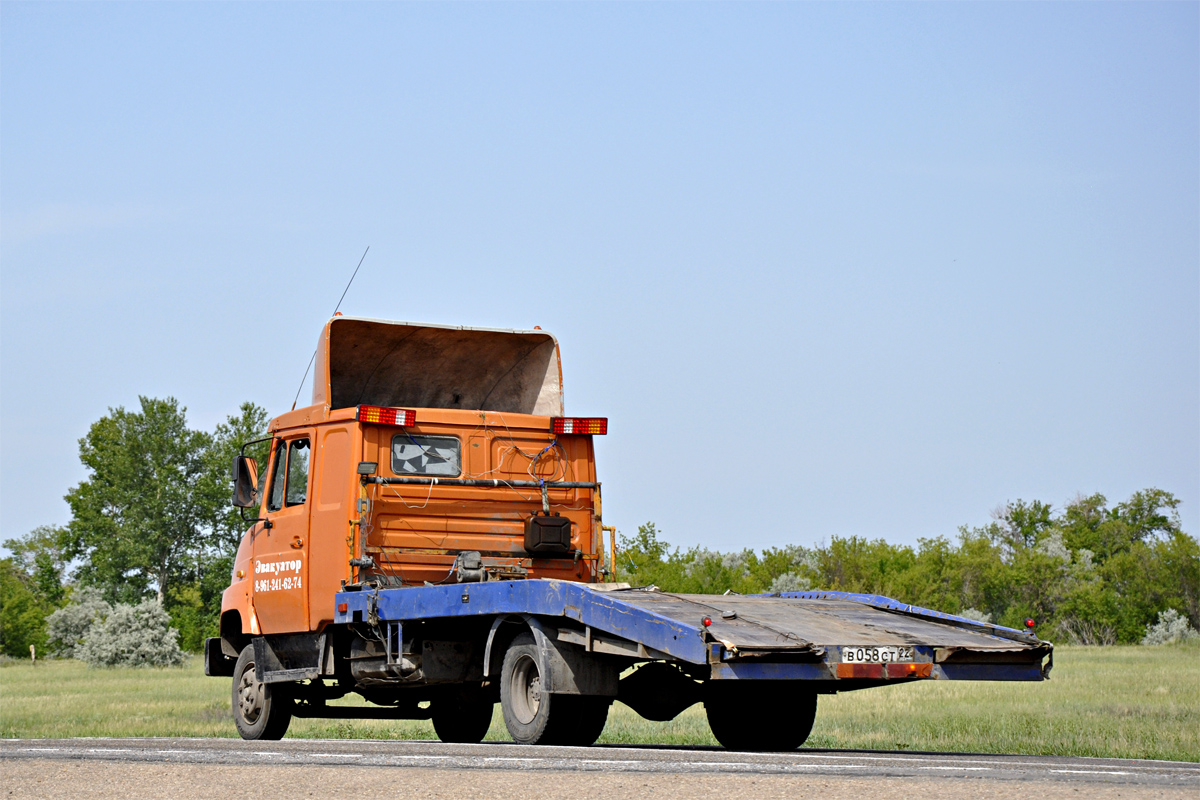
[500,634,555,743]
[432,684,495,744]
[500,633,609,746]
[705,682,816,752]
[552,695,610,746]
[232,644,293,740]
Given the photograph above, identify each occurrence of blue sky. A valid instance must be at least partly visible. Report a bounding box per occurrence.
[2,2,1196,551]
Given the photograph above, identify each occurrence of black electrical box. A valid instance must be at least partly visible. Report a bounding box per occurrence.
[524,513,573,555]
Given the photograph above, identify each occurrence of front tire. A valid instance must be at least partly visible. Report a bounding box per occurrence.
[232,644,293,740]
[705,682,816,752]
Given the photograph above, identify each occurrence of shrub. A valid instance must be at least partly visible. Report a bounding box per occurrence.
[769,572,812,593]
[959,607,994,625]
[1141,609,1200,646]
[75,598,186,667]
[46,587,111,658]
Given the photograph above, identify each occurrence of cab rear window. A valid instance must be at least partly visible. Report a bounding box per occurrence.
[391,434,461,476]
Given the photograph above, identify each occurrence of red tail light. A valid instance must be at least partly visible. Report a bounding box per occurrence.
[357,405,416,426]
[551,417,608,435]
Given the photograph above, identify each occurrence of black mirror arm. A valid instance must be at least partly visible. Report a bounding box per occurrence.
[240,436,275,456]
[239,507,273,529]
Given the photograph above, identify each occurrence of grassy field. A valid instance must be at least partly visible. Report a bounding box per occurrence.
[2,643,1197,761]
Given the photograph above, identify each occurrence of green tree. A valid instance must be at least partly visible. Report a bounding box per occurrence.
[616,523,689,588]
[0,559,53,657]
[200,401,271,552]
[63,397,212,603]
[4,399,268,653]
[2,525,70,607]
[180,401,270,646]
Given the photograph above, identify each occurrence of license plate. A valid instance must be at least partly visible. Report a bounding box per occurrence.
[841,645,915,663]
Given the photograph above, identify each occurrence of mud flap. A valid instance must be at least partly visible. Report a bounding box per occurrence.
[204,637,235,677]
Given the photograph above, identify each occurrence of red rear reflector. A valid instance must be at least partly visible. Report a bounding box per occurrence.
[357,405,416,426]
[836,662,932,680]
[551,417,607,435]
[337,602,348,613]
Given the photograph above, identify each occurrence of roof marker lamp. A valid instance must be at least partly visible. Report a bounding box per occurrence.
[357,405,416,426]
[551,417,608,435]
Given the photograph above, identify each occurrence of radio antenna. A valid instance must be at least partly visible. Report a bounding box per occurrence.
[291,246,370,411]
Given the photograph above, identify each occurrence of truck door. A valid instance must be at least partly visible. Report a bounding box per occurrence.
[252,434,312,633]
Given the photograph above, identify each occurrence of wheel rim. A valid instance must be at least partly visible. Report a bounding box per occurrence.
[509,654,541,725]
[237,662,264,725]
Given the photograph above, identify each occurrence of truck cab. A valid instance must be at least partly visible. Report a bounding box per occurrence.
[210,317,624,741]
[220,317,608,638]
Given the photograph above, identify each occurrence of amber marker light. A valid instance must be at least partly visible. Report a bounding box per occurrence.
[357,405,416,426]
[551,417,608,435]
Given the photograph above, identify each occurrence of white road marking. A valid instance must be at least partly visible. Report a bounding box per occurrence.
[919,767,992,771]
[1050,770,1133,776]
[253,752,282,756]
[311,753,362,758]
[18,748,60,752]
[87,749,133,753]
[156,750,190,754]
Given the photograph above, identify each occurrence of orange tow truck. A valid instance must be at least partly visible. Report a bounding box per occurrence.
[207,316,1052,748]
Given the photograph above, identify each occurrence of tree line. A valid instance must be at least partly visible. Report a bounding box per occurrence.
[2,395,1197,657]
[615,490,1199,645]
[1,397,270,657]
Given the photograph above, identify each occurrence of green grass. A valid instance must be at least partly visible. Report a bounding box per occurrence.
[2,643,1197,761]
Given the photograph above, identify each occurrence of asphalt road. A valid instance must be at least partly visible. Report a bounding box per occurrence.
[3,737,1197,798]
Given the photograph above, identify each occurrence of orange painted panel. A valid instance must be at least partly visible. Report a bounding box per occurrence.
[309,425,354,629]
[252,435,311,634]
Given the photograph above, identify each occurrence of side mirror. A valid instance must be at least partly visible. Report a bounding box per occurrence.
[231,455,259,508]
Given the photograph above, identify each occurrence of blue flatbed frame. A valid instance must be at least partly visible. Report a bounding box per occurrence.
[333,580,1050,683]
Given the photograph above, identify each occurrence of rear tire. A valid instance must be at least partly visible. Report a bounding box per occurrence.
[500,634,554,744]
[500,633,610,745]
[551,695,610,746]
[705,682,816,752]
[432,683,495,744]
[231,644,293,740]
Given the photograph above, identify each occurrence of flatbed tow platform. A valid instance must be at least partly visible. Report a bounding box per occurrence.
[334,580,1052,689]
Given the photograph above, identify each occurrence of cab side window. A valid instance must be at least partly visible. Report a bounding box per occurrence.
[284,439,311,506]
[267,440,287,512]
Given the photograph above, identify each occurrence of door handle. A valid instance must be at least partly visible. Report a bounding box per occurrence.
[290,537,304,549]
